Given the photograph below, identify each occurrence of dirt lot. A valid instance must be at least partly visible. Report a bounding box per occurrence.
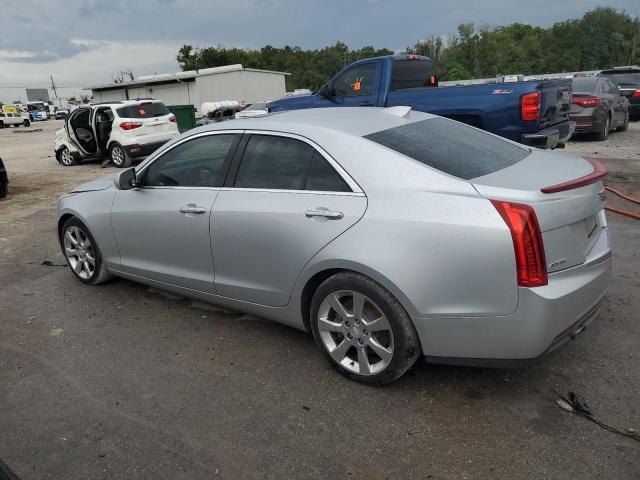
[0,120,639,479]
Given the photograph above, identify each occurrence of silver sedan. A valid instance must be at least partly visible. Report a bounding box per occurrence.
[57,107,612,384]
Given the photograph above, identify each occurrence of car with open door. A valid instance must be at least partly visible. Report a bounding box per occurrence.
[54,100,179,167]
[57,107,612,384]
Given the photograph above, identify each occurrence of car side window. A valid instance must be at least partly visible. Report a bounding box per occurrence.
[305,153,351,192]
[235,135,315,190]
[234,135,351,192]
[607,80,619,95]
[144,134,236,188]
[332,63,377,97]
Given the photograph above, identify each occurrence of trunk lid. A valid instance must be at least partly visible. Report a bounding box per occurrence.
[538,80,572,128]
[472,150,607,273]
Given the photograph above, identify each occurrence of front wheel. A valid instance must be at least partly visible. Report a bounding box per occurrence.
[617,110,629,132]
[594,115,610,141]
[310,272,421,385]
[109,143,132,168]
[61,217,112,285]
[23,119,30,127]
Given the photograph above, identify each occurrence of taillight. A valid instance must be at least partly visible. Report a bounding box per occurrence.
[169,115,176,123]
[490,200,548,287]
[119,121,142,130]
[520,92,541,122]
[571,96,601,108]
[633,89,640,97]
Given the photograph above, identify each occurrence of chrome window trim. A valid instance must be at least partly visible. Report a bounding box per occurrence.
[219,187,365,197]
[233,129,363,194]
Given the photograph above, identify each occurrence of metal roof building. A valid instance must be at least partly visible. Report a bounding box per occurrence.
[87,65,289,113]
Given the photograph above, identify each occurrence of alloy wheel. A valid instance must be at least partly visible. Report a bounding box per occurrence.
[63,225,96,280]
[317,290,394,376]
[111,146,124,166]
[61,148,73,166]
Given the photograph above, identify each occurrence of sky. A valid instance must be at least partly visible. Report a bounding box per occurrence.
[0,0,638,101]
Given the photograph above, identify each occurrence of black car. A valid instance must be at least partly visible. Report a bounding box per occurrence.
[598,67,640,118]
[0,157,8,198]
[570,76,630,140]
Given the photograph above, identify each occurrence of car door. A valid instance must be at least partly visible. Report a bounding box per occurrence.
[319,61,382,108]
[211,132,367,306]
[65,107,95,156]
[110,131,241,292]
[606,79,625,124]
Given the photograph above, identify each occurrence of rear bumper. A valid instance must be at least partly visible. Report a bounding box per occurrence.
[416,227,612,367]
[521,121,575,149]
[123,140,168,158]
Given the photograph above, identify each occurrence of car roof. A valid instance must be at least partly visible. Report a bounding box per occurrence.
[195,107,437,139]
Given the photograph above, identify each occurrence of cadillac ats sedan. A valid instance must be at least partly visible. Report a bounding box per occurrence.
[57,107,612,384]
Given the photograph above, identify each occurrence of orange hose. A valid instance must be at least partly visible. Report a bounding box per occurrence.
[606,206,640,220]
[604,186,640,205]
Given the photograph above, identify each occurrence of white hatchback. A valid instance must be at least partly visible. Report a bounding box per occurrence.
[54,100,179,167]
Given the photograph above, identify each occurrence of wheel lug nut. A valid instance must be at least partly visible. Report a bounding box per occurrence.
[363,329,368,336]
[347,333,353,339]
[358,338,363,345]
[355,319,360,325]
[345,321,350,327]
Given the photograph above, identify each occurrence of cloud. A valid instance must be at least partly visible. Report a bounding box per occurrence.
[0,0,638,90]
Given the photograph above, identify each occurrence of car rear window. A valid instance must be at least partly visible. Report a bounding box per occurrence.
[599,72,640,85]
[363,118,530,180]
[571,77,598,92]
[390,60,437,90]
[117,102,170,118]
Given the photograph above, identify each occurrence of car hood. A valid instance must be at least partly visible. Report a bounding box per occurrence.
[71,175,115,193]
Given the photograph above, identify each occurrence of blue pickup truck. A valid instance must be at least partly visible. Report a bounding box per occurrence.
[268,55,575,149]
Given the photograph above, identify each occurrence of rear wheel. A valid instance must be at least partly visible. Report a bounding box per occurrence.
[61,217,112,285]
[23,119,30,127]
[110,143,132,168]
[617,110,629,132]
[310,272,421,385]
[594,114,610,141]
[58,146,78,166]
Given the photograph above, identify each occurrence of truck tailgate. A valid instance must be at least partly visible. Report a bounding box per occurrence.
[538,79,572,129]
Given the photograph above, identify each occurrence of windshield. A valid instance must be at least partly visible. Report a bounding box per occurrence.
[363,118,530,180]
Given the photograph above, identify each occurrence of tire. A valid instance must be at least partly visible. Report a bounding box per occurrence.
[58,146,79,166]
[60,217,112,285]
[23,119,30,127]
[109,143,132,168]
[0,183,7,199]
[594,114,611,141]
[617,110,629,132]
[310,271,421,385]
[0,121,4,129]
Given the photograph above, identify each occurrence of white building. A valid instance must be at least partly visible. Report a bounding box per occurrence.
[88,65,289,113]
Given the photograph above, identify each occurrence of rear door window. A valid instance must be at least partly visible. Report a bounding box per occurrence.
[233,135,351,192]
[117,102,170,119]
[391,60,437,90]
[364,118,530,180]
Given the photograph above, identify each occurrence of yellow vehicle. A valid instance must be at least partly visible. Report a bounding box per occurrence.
[2,105,19,115]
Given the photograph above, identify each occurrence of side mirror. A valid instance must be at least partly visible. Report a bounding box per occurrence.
[319,84,333,98]
[114,167,139,190]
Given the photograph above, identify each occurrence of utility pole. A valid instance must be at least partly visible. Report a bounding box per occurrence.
[50,75,58,99]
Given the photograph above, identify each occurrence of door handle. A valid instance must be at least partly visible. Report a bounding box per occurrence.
[305,207,344,220]
[360,101,375,106]
[179,204,206,214]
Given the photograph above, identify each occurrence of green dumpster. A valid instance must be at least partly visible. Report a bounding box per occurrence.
[167,104,197,133]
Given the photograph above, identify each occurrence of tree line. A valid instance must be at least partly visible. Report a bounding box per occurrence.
[177,7,640,90]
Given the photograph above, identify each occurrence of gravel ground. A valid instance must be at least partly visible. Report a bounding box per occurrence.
[0,119,638,479]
